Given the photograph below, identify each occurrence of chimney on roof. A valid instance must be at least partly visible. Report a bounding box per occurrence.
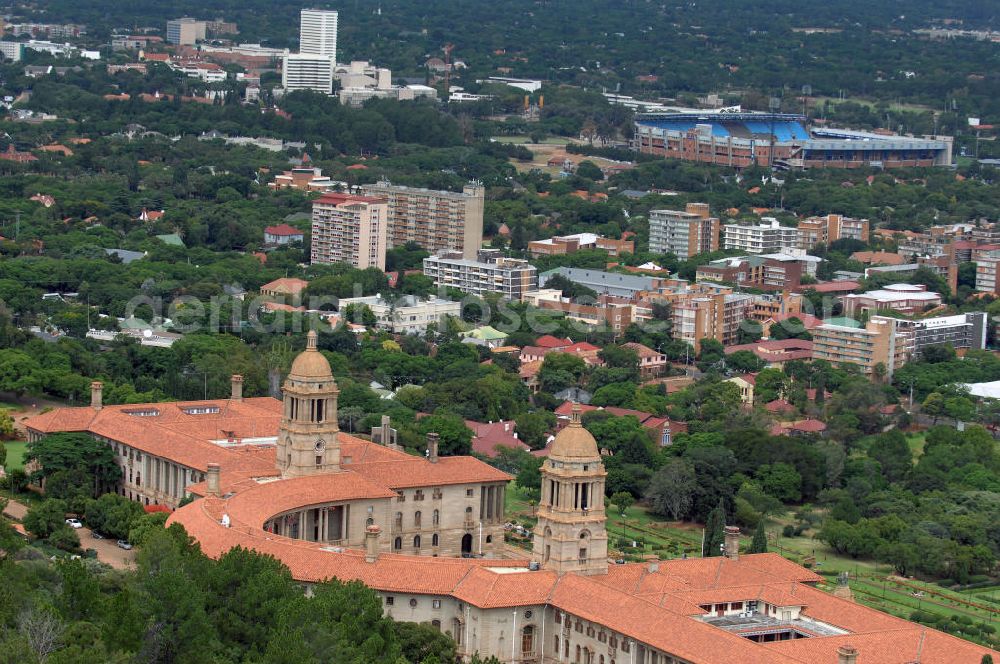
[836,645,858,664]
[426,432,439,463]
[206,463,220,497]
[230,374,243,401]
[365,524,381,563]
[724,525,740,561]
[90,381,103,411]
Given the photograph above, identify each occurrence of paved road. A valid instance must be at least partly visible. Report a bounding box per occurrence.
[3,498,135,569]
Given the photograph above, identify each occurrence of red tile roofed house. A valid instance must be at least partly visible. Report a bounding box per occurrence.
[788,419,827,434]
[534,335,572,349]
[0,145,38,163]
[518,359,542,394]
[138,208,165,222]
[561,341,603,364]
[38,144,73,156]
[622,341,667,378]
[263,223,305,245]
[259,277,309,304]
[518,345,551,364]
[765,399,796,416]
[465,420,531,458]
[260,301,306,313]
[553,401,686,447]
[850,250,906,266]
[724,339,814,368]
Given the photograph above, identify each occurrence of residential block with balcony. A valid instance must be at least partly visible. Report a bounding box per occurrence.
[423,250,537,300]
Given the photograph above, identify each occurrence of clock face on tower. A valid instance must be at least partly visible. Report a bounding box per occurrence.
[314,439,326,452]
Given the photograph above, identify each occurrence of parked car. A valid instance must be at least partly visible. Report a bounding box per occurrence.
[65,518,83,529]
[116,540,133,550]
[91,531,104,539]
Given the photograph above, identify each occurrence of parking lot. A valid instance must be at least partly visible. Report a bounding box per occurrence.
[5,498,136,569]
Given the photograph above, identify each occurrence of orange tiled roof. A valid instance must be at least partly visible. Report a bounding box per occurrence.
[25,398,282,472]
[348,455,511,489]
[224,472,397,526]
[260,277,309,294]
[167,484,1000,664]
[622,341,661,358]
[767,626,994,663]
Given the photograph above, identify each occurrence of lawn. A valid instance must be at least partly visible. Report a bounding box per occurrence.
[906,432,927,459]
[3,440,26,471]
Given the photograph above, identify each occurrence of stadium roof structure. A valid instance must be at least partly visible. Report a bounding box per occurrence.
[633,111,953,169]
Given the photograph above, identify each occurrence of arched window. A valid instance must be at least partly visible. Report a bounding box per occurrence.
[413,535,421,549]
[393,537,402,550]
[432,509,440,525]
[521,625,535,655]
[414,511,422,527]
[575,644,581,663]
[432,534,439,547]
[431,619,441,631]
[486,535,492,544]
[366,516,374,526]
[394,512,403,529]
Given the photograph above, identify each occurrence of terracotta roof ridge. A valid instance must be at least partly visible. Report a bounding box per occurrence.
[546,572,564,603]
[712,557,724,588]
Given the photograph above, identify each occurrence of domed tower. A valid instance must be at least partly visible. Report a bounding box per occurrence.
[276,331,341,477]
[532,404,608,576]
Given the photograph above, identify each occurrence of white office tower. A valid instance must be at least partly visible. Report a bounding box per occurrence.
[283,53,335,94]
[283,9,338,94]
[299,9,338,59]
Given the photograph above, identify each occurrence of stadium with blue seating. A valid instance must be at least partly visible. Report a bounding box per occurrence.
[633,112,952,170]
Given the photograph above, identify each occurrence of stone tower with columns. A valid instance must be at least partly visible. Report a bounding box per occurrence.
[532,404,608,576]
[276,330,342,477]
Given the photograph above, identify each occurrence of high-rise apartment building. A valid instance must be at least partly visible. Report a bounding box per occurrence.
[889,312,988,356]
[723,218,799,254]
[310,192,388,270]
[975,249,1000,294]
[812,318,910,379]
[359,181,484,259]
[423,250,538,299]
[797,213,870,249]
[671,292,755,352]
[166,18,207,45]
[648,202,720,258]
[299,9,338,59]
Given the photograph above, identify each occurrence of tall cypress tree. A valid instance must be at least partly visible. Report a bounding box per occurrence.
[703,498,727,557]
[749,522,768,554]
